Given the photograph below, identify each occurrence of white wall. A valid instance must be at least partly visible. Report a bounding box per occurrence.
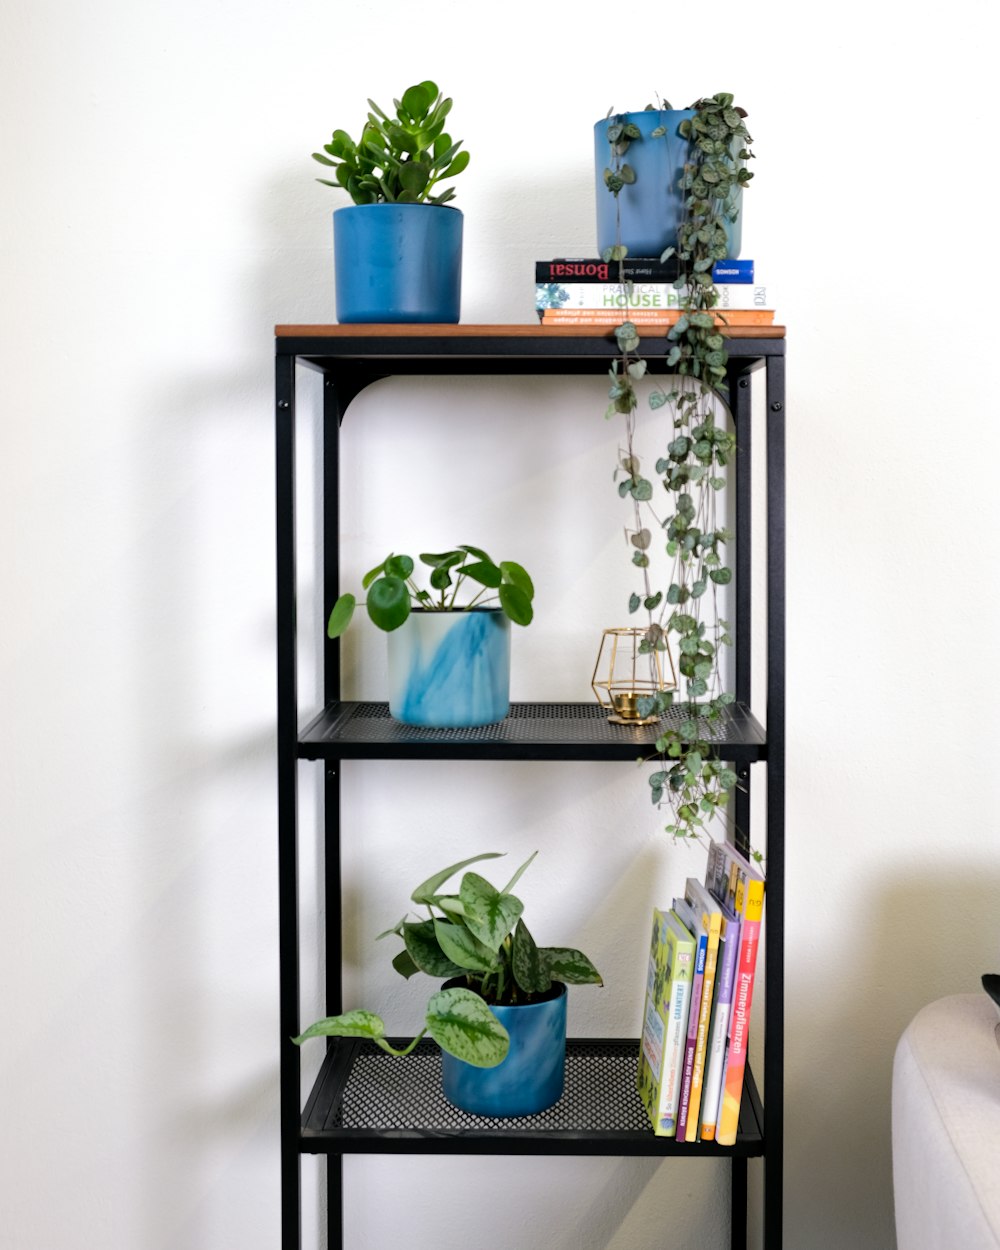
[3,3,999,1248]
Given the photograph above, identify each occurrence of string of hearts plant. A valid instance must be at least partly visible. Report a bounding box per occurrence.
[602,93,759,858]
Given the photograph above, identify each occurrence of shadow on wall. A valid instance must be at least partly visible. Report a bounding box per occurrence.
[783,865,1000,1250]
[120,166,339,1246]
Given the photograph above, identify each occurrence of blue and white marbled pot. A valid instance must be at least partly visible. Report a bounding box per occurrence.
[440,982,568,1117]
[386,608,510,728]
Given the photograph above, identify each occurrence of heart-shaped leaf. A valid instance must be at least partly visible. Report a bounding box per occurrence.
[459,872,523,949]
[425,988,509,1067]
[402,920,466,978]
[433,920,500,973]
[539,947,604,986]
[411,852,504,904]
[511,919,551,995]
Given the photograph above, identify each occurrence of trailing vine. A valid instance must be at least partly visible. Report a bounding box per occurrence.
[602,94,757,855]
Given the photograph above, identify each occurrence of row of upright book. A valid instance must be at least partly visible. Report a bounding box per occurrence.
[535,256,775,328]
[637,836,765,1145]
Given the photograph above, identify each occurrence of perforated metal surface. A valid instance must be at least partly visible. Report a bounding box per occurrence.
[298,701,766,761]
[336,1039,647,1133]
[300,1038,763,1156]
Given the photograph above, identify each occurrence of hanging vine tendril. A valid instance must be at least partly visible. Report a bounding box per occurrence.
[603,93,758,857]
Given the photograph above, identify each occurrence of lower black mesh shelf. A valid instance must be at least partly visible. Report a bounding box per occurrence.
[297,701,766,762]
[300,1038,764,1157]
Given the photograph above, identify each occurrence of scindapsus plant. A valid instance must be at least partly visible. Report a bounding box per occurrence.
[292,851,602,1067]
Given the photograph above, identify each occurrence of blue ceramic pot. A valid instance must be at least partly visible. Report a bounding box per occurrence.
[385,609,510,728]
[333,203,463,324]
[440,982,568,1117]
[594,110,743,260]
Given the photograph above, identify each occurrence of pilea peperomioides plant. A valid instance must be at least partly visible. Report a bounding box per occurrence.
[602,94,758,858]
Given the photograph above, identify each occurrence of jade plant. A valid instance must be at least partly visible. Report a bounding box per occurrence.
[312,79,470,205]
[326,545,534,637]
[601,94,759,860]
[292,852,603,1067]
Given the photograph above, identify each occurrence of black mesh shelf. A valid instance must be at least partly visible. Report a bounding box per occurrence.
[300,1037,764,1157]
[298,700,766,762]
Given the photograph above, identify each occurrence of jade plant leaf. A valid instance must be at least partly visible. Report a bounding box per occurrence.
[425,988,509,1068]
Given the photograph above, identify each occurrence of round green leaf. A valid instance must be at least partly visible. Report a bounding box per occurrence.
[367,575,411,630]
[384,554,414,579]
[461,559,503,588]
[327,593,356,638]
[500,561,534,599]
[499,583,533,626]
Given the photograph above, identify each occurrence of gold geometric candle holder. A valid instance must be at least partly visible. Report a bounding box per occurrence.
[591,627,677,725]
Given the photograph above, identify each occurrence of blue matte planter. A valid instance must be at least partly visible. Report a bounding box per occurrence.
[440,982,568,1117]
[386,608,510,728]
[594,110,743,259]
[333,203,463,324]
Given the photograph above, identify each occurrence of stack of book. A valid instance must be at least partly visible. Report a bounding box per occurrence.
[535,257,774,327]
[636,837,765,1144]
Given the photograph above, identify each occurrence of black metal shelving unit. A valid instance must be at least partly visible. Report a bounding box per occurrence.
[275,324,786,1250]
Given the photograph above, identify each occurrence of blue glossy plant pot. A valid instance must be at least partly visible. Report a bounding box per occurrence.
[385,608,510,728]
[333,203,463,324]
[440,982,567,1117]
[594,110,743,260]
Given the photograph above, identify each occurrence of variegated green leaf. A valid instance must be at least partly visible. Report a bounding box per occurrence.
[425,988,509,1067]
[402,920,465,978]
[511,919,551,994]
[459,871,523,949]
[539,947,604,986]
[433,920,500,973]
[292,1009,386,1044]
[499,850,537,895]
[411,853,504,904]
